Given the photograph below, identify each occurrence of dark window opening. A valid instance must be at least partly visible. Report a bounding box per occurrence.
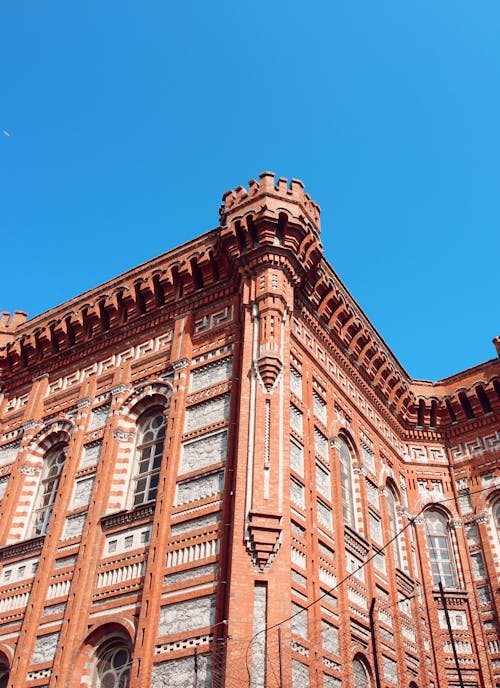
[476,385,492,414]
[459,392,474,420]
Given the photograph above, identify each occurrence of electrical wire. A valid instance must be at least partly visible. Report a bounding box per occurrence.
[243,480,497,675]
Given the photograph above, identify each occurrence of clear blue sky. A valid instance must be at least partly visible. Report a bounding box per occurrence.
[1,1,498,381]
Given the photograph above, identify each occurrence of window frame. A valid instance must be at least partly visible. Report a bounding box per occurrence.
[131,409,166,507]
[32,446,66,537]
[337,436,355,528]
[386,485,402,569]
[92,638,131,688]
[425,509,458,589]
[353,656,371,688]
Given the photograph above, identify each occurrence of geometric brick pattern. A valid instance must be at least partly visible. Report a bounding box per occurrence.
[0,173,498,688]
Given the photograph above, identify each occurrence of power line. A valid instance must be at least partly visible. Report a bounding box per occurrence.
[244,480,496,665]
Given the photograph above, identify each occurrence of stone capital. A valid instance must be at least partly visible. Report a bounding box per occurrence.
[20,464,42,476]
[113,429,136,442]
[172,358,190,371]
[110,384,133,397]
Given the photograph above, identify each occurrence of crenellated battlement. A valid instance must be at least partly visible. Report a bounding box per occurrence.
[219,171,321,233]
[0,311,28,347]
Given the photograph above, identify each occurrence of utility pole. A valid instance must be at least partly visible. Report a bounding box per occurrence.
[439,581,465,688]
[278,627,284,688]
[369,598,382,688]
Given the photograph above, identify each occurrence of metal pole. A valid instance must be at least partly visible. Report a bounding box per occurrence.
[194,646,198,688]
[278,627,284,688]
[439,581,465,688]
[369,598,382,688]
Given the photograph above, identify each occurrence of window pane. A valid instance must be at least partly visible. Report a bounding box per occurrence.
[33,448,66,536]
[338,439,354,526]
[426,511,456,587]
[133,412,166,506]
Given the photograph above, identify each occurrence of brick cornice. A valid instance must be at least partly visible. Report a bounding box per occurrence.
[1,285,237,390]
[294,298,409,441]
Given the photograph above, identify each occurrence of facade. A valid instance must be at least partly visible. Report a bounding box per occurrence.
[0,172,498,688]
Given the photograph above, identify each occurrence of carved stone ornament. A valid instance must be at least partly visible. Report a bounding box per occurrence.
[475,512,490,525]
[110,384,133,397]
[353,463,368,476]
[172,358,190,371]
[450,517,463,529]
[20,465,42,476]
[76,397,92,409]
[411,515,426,526]
[113,430,136,442]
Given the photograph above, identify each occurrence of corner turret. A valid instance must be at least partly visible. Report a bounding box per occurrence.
[220,171,321,234]
[218,172,323,285]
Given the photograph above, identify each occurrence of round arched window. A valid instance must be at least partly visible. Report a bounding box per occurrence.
[133,411,166,506]
[425,509,457,588]
[93,641,131,688]
[0,651,9,687]
[337,436,355,527]
[33,446,66,536]
[353,657,371,688]
[493,500,500,537]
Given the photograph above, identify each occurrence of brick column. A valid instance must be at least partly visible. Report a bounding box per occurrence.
[48,376,137,687]
[0,375,48,545]
[129,314,193,687]
[8,394,92,686]
[224,267,294,688]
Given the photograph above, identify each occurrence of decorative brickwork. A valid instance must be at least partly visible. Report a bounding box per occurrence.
[0,173,498,688]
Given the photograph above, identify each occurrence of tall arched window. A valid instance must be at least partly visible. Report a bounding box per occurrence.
[425,509,457,588]
[33,446,66,536]
[92,639,131,688]
[386,485,402,569]
[493,500,500,539]
[353,656,371,688]
[132,410,166,507]
[0,654,9,688]
[338,437,355,527]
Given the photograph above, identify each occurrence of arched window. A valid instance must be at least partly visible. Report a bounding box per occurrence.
[132,410,166,507]
[353,656,371,688]
[92,640,131,688]
[32,446,66,536]
[338,437,355,527]
[0,655,9,688]
[493,500,500,537]
[386,485,402,569]
[425,509,457,588]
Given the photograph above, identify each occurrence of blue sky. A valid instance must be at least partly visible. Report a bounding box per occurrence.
[1,1,498,381]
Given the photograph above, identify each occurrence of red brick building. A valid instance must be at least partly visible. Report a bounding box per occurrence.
[0,173,499,688]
